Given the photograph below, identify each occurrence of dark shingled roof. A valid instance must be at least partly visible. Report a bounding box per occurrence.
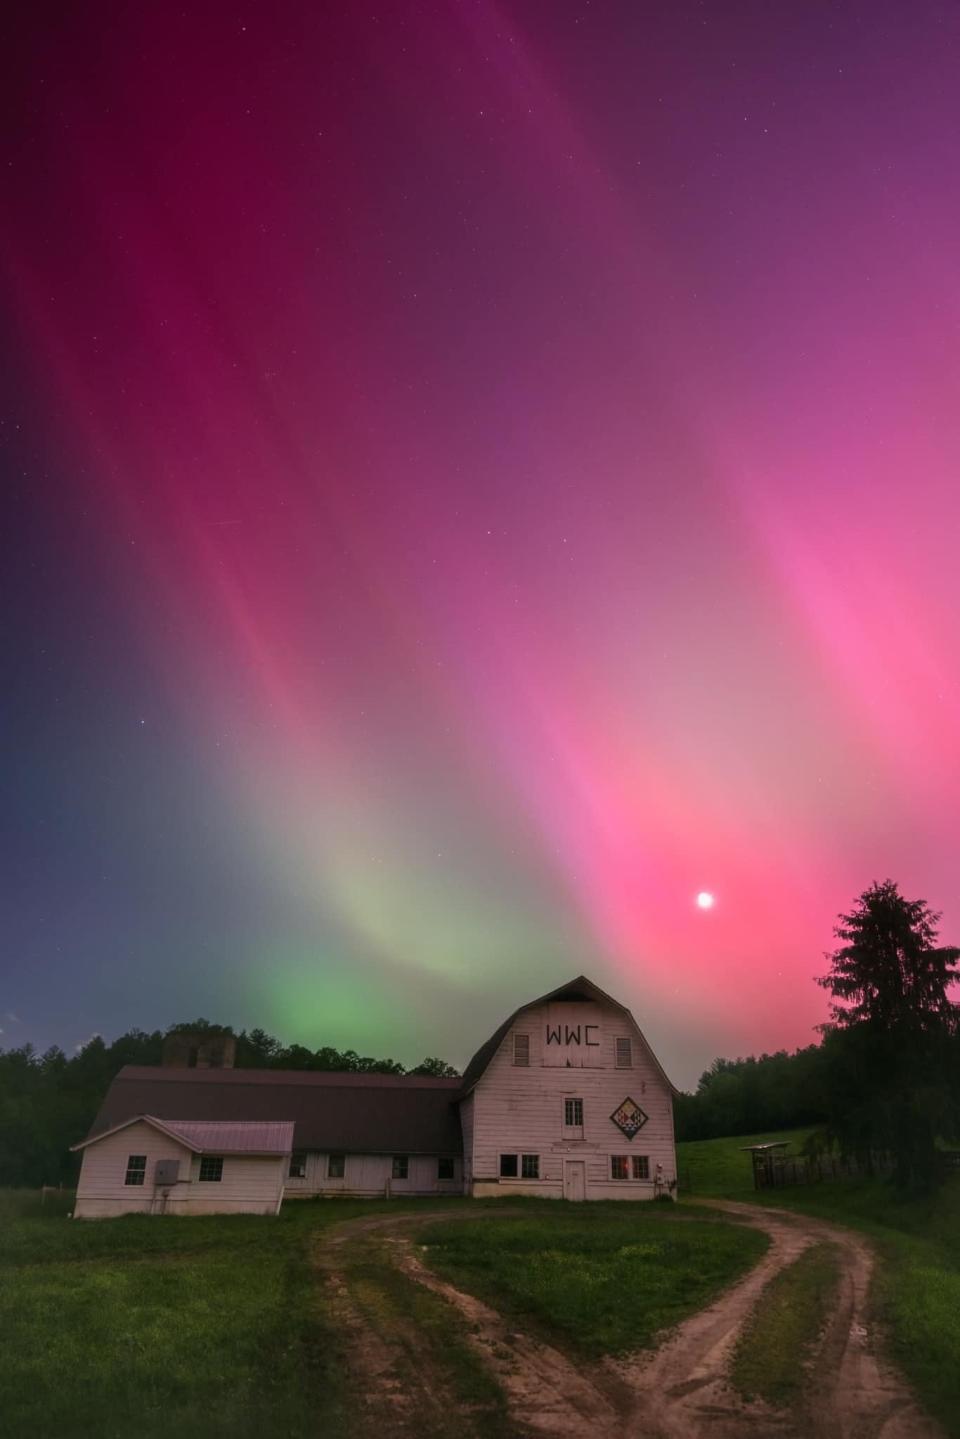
[459,974,680,1096]
[89,1067,463,1155]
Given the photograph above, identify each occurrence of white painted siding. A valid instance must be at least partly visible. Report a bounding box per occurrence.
[283,1151,463,1198]
[74,1121,286,1217]
[466,999,676,1201]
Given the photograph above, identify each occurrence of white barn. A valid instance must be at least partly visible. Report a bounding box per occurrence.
[72,976,678,1215]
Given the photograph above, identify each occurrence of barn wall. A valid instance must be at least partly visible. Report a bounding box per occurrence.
[74,1121,193,1216]
[467,999,676,1201]
[283,1151,462,1197]
[165,1153,285,1215]
[74,1121,285,1217]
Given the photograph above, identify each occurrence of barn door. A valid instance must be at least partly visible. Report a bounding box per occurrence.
[563,1160,586,1201]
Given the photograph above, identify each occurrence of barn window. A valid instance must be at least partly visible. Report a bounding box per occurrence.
[564,1097,584,1128]
[392,1155,409,1180]
[124,1155,147,1186]
[513,1032,530,1066]
[615,1037,633,1068]
[288,1151,307,1179]
[437,1156,455,1180]
[499,1153,518,1178]
[632,1155,650,1180]
[611,1155,629,1180]
[199,1156,224,1182]
[521,1154,540,1179]
[328,1154,345,1178]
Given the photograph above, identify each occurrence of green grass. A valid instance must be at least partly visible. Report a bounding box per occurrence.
[418,1204,768,1357]
[677,1126,818,1198]
[731,1242,841,1407]
[0,1190,464,1439]
[677,1129,960,1437]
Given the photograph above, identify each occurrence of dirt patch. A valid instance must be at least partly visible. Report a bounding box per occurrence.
[315,1203,945,1439]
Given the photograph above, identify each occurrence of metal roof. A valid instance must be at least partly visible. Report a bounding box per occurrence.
[158,1119,295,1154]
[87,1067,463,1155]
[72,1113,295,1155]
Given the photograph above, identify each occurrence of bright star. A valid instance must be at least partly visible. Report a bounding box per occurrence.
[696,891,715,910]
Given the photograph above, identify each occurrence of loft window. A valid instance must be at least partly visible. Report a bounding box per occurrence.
[392,1155,409,1180]
[615,1037,633,1068]
[611,1155,629,1180]
[199,1156,223,1183]
[632,1155,650,1180]
[521,1154,540,1179]
[513,1032,530,1066]
[437,1156,455,1181]
[564,1098,584,1128]
[499,1153,518,1178]
[328,1154,345,1178]
[288,1151,307,1179]
[124,1155,147,1187]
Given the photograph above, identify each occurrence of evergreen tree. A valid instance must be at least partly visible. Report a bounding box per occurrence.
[817,880,960,1189]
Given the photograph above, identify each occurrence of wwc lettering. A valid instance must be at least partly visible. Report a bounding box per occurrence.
[545,1025,600,1046]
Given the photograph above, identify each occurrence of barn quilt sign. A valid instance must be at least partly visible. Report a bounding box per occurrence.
[610,1097,649,1140]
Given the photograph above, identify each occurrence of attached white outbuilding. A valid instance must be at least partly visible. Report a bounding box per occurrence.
[71,1115,293,1218]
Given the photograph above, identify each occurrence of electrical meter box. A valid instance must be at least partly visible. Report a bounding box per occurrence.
[155,1159,180,1186]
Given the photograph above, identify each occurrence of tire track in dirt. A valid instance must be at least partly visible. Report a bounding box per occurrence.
[315,1203,945,1439]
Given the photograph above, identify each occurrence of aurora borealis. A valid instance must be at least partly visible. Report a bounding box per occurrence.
[3,4,959,1087]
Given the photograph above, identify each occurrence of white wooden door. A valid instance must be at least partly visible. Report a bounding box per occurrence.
[563,1160,586,1201]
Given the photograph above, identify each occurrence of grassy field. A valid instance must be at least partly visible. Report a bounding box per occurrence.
[0,1189,459,1439]
[677,1129,960,1436]
[419,1204,768,1357]
[1,1189,765,1437]
[677,1126,818,1197]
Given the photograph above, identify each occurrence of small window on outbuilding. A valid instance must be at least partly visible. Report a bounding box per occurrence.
[328,1154,345,1178]
[521,1154,540,1179]
[611,1155,629,1180]
[392,1155,409,1180]
[632,1155,650,1180]
[289,1151,307,1179]
[438,1156,455,1181]
[125,1155,147,1187]
[615,1037,633,1068]
[199,1156,224,1182]
[513,1032,530,1066]
[499,1153,518,1178]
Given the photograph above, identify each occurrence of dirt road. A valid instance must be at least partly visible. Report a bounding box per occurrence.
[315,1202,944,1439]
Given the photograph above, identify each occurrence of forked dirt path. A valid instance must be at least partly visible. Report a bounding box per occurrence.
[314,1203,945,1439]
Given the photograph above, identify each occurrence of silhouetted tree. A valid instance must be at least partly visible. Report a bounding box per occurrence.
[408,1056,461,1078]
[817,880,960,1189]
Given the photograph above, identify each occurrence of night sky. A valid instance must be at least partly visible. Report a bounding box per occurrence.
[2,3,959,1088]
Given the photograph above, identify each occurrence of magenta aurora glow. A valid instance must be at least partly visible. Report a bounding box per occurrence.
[2,3,959,1088]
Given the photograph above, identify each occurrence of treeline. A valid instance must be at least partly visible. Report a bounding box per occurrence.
[674,1044,832,1141]
[0,1019,459,1188]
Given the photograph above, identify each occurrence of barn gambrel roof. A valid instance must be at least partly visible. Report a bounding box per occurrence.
[458,974,680,1097]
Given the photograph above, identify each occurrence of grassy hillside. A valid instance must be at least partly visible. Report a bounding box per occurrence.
[677,1126,817,1198]
[677,1128,960,1437]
